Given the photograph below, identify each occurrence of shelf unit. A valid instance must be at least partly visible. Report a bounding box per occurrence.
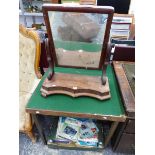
[19,0,57,27]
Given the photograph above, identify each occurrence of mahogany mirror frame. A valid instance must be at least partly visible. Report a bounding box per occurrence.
[42,4,114,70]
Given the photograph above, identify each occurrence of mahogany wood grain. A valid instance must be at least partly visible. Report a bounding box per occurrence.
[41,5,113,99]
[26,108,126,122]
[113,61,135,117]
[42,4,114,70]
[41,72,111,100]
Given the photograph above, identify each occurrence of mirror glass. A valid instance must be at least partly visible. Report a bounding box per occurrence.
[48,11,108,68]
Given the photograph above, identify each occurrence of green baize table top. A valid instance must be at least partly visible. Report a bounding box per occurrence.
[26,65,125,122]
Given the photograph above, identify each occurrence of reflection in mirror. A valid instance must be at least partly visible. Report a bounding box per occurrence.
[48,11,108,68]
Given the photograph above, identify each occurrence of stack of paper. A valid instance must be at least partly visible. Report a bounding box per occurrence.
[61,0,80,4]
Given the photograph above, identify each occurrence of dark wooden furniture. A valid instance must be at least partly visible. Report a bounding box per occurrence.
[40,4,114,100]
[26,65,126,151]
[112,45,135,62]
[112,61,135,154]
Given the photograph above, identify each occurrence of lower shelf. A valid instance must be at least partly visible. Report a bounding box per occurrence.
[46,116,105,151]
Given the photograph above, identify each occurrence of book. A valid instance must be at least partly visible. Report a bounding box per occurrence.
[77,119,99,147]
[61,0,80,3]
[56,117,81,142]
[110,29,130,39]
[77,140,98,147]
[80,0,96,5]
[60,122,79,141]
[111,23,130,30]
[56,117,66,139]
[112,16,132,24]
[65,117,82,127]
[111,38,135,46]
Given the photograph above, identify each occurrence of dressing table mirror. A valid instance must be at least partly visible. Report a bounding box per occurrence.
[40,4,114,100]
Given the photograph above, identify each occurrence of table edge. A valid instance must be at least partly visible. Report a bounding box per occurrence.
[112,61,135,118]
[26,108,126,122]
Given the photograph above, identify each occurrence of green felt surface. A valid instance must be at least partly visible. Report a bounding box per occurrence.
[55,40,102,52]
[26,65,125,117]
[123,63,135,96]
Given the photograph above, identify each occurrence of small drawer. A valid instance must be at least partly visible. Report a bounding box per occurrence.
[124,119,135,134]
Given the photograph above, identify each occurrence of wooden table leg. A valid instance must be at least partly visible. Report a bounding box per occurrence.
[32,114,47,145]
[104,121,119,147]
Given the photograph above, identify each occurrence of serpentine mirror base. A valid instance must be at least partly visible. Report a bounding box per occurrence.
[40,73,111,100]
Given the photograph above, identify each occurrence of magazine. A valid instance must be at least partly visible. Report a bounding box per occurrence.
[59,122,79,141]
[65,117,82,127]
[55,117,100,147]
